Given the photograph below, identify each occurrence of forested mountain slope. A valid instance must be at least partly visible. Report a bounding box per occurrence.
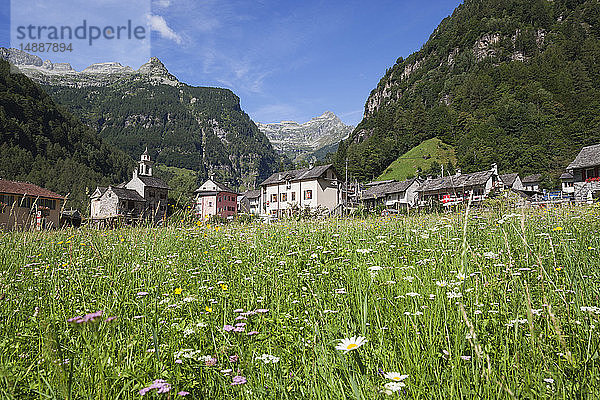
[1,49,284,189]
[335,0,600,183]
[0,59,133,210]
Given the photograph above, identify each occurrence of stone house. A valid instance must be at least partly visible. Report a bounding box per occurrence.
[499,173,524,190]
[259,164,342,218]
[360,178,422,210]
[0,179,64,231]
[90,149,169,224]
[560,172,575,197]
[522,174,542,192]
[194,179,238,219]
[417,164,501,206]
[238,189,261,215]
[566,143,600,202]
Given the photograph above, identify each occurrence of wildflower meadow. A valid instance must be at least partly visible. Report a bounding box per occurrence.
[0,205,599,399]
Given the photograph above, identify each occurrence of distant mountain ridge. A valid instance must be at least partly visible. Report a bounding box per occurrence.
[258,111,353,163]
[1,48,282,189]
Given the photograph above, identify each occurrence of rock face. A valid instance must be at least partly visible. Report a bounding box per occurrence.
[0,48,281,189]
[0,48,178,87]
[257,111,353,162]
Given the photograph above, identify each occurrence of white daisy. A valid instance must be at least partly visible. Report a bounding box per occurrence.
[384,372,408,382]
[335,336,367,353]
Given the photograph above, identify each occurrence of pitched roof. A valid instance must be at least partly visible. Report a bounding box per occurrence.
[567,144,600,170]
[0,179,64,199]
[499,173,519,186]
[361,179,419,199]
[241,189,261,199]
[138,175,170,189]
[417,170,494,193]
[522,174,542,184]
[560,172,574,180]
[260,164,338,186]
[108,186,145,202]
[194,180,237,194]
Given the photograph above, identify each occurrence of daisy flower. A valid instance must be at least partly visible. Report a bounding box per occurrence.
[384,372,408,381]
[335,336,367,353]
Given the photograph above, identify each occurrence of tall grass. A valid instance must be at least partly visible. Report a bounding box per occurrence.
[0,205,599,398]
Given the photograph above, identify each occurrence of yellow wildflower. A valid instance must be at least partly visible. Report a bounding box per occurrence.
[174,287,183,295]
[205,306,213,313]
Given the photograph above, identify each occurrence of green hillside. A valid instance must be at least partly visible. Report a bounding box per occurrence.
[377,138,457,181]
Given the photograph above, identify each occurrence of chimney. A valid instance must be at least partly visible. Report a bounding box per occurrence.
[133,167,138,179]
[491,163,498,175]
[456,169,461,176]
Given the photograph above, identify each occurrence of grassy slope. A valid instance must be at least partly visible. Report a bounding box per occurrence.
[0,207,599,398]
[377,138,457,181]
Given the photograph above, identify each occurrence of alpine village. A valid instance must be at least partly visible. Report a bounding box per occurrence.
[1,0,600,398]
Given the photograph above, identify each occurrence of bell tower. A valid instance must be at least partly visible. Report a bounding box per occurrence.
[138,147,153,176]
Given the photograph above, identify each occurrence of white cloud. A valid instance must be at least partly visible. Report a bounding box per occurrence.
[147,14,182,44]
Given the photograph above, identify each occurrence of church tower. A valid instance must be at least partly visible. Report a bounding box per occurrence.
[138,147,153,176]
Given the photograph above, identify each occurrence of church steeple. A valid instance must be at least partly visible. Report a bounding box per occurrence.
[138,147,154,176]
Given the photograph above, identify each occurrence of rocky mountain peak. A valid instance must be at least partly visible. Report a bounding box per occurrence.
[257,112,354,162]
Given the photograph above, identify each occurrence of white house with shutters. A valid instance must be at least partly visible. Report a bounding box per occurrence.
[259,164,342,217]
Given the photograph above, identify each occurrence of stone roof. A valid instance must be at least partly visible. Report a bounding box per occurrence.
[108,186,145,202]
[138,175,170,189]
[0,179,64,199]
[241,189,261,199]
[361,179,419,199]
[522,174,542,184]
[499,173,519,186]
[560,172,574,180]
[417,170,494,193]
[567,144,600,170]
[260,164,338,186]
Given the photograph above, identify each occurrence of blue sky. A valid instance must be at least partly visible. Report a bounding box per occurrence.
[0,0,463,125]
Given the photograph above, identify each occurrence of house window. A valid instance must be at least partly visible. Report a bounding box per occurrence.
[208,201,212,206]
[271,194,277,203]
[586,168,596,179]
[280,193,287,202]
[304,190,312,200]
[291,192,296,201]
[160,193,166,199]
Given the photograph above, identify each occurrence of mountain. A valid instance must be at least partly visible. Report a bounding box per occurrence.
[334,0,600,184]
[0,48,283,190]
[377,138,457,181]
[257,111,353,163]
[0,59,133,211]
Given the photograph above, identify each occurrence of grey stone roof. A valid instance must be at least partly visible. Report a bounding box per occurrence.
[241,189,261,199]
[560,172,574,180]
[260,164,338,186]
[567,144,600,170]
[108,186,145,202]
[499,173,519,186]
[138,175,170,189]
[522,174,542,184]
[417,170,494,193]
[361,179,419,199]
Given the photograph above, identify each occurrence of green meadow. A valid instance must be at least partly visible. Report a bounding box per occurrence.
[0,206,599,399]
